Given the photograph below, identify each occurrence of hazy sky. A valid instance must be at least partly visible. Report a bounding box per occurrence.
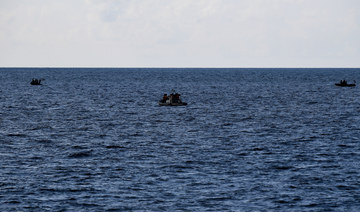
[1,0,359,67]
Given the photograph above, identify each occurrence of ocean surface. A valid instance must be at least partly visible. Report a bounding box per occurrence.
[1,68,360,211]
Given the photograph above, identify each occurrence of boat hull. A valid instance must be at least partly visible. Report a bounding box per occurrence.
[335,83,355,87]
[158,102,188,106]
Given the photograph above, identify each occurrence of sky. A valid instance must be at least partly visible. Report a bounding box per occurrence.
[0,0,359,68]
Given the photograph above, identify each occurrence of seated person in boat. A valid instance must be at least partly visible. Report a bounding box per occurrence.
[174,93,181,103]
[161,94,168,103]
[169,93,173,103]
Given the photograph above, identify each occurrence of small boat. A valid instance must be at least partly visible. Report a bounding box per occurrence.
[30,78,42,85]
[335,80,356,87]
[159,92,187,106]
[335,83,355,87]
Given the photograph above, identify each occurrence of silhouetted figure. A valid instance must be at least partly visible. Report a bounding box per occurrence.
[162,94,168,103]
[169,93,173,103]
[174,93,181,103]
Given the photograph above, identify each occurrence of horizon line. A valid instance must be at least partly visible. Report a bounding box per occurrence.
[1,67,360,69]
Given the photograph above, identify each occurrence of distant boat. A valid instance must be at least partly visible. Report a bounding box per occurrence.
[335,80,355,87]
[159,91,188,106]
[30,78,42,85]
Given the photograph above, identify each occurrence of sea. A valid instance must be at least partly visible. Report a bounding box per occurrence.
[1,68,360,211]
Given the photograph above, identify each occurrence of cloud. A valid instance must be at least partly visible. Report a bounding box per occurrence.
[0,0,359,67]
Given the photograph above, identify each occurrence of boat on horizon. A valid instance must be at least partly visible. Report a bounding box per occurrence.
[335,80,356,87]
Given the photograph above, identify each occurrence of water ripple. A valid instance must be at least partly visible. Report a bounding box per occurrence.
[1,68,360,211]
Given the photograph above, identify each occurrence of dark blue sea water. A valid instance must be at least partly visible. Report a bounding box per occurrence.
[1,68,360,211]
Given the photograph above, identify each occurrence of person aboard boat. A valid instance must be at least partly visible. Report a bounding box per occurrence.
[174,93,181,103]
[162,94,168,103]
